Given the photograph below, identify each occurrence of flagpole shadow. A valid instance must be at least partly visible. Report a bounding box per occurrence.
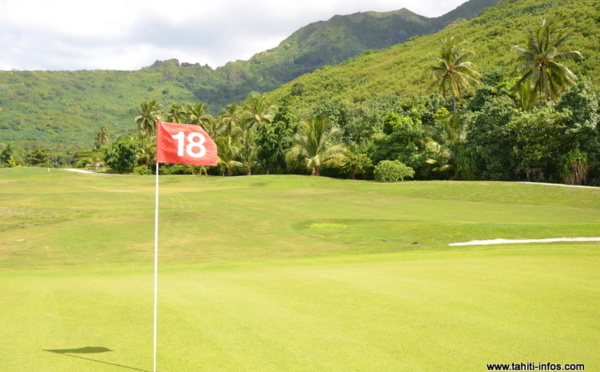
[44,347,149,372]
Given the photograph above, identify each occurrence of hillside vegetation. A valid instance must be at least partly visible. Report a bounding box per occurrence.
[0,0,499,154]
[267,0,600,105]
[198,0,501,106]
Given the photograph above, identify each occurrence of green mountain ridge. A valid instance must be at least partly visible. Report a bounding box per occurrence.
[201,0,501,107]
[0,0,500,154]
[266,0,600,107]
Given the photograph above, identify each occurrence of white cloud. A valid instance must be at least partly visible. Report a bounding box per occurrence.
[0,0,469,71]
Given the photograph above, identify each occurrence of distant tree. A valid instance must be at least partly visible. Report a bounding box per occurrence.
[216,135,242,176]
[256,105,296,174]
[25,147,50,166]
[134,135,156,170]
[309,98,352,140]
[242,92,275,130]
[218,103,244,139]
[341,153,373,179]
[428,37,482,112]
[286,116,348,176]
[103,134,145,173]
[425,140,453,176]
[186,102,214,131]
[507,106,571,182]
[512,18,583,110]
[556,82,600,183]
[239,128,258,175]
[371,113,431,178]
[7,156,21,168]
[343,93,405,147]
[464,95,518,180]
[0,144,14,167]
[94,126,109,151]
[196,115,220,139]
[135,100,161,135]
[562,148,590,185]
[167,103,186,124]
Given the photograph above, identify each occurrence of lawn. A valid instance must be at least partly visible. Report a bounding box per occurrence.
[0,168,598,371]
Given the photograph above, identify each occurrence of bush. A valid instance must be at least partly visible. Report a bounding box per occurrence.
[133,165,152,175]
[374,160,415,182]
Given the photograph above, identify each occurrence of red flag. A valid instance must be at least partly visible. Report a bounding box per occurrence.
[156,120,218,166]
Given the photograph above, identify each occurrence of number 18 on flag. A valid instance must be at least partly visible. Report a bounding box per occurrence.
[156,120,218,166]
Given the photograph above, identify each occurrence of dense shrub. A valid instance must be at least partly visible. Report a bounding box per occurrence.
[133,165,152,175]
[374,160,415,182]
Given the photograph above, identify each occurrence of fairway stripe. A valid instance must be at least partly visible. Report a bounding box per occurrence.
[449,237,600,246]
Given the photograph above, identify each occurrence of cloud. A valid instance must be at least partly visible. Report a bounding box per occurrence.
[0,0,469,71]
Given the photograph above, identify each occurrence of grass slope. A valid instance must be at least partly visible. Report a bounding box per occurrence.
[0,169,599,371]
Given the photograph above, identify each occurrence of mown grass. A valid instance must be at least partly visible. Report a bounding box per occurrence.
[0,168,599,371]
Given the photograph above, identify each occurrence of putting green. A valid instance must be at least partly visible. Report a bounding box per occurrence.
[0,168,598,371]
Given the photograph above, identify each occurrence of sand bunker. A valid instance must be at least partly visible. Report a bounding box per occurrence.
[64,168,98,174]
[450,237,600,246]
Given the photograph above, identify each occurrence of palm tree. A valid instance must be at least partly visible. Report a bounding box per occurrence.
[428,37,482,112]
[242,92,275,130]
[186,102,209,122]
[94,126,109,151]
[167,103,186,124]
[134,133,156,169]
[219,103,243,137]
[186,103,214,131]
[135,100,161,135]
[512,18,583,109]
[216,135,242,176]
[238,128,257,175]
[286,116,348,176]
[198,116,221,139]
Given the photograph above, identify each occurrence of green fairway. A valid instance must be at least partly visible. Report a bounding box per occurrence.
[1,168,599,371]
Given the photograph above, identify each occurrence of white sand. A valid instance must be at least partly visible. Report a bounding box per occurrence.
[522,182,598,189]
[64,168,98,174]
[450,237,600,246]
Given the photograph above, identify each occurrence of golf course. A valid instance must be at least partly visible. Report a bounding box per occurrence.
[1,167,598,371]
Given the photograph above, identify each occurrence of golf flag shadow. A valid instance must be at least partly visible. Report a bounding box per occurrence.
[44,346,149,371]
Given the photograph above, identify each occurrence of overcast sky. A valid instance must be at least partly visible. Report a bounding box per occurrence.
[0,0,469,71]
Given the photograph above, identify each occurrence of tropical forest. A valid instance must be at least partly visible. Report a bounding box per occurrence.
[1,0,599,185]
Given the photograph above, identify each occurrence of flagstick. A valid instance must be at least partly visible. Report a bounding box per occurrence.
[153,162,159,372]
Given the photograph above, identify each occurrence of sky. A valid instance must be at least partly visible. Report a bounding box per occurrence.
[0,0,469,71]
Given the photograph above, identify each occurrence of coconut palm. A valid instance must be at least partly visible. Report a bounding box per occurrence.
[186,103,214,131]
[94,126,109,151]
[167,103,186,124]
[512,18,583,109]
[196,115,220,139]
[286,116,348,176]
[134,133,156,169]
[238,128,258,176]
[135,100,161,135]
[428,37,482,112]
[216,135,242,176]
[242,92,275,130]
[219,103,244,137]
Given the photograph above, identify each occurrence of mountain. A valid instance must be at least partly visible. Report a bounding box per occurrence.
[266,0,600,108]
[193,0,501,109]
